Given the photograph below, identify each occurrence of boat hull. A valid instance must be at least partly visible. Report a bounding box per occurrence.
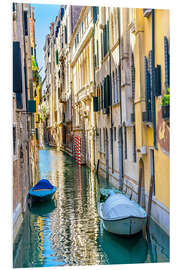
[102,216,147,236]
[29,187,56,203]
[98,200,147,236]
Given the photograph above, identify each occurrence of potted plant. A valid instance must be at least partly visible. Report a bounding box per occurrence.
[161,88,170,120]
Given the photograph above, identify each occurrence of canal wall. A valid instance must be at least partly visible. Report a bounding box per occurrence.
[13,203,23,242]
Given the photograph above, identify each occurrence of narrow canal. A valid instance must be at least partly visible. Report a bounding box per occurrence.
[13,148,169,267]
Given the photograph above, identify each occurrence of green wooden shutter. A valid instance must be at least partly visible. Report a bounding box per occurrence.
[16,93,23,109]
[104,25,107,57]
[93,96,98,112]
[27,100,36,113]
[35,128,39,140]
[56,50,58,65]
[103,78,106,108]
[24,11,28,36]
[101,84,103,109]
[93,7,97,24]
[65,25,67,44]
[164,36,170,89]
[131,65,135,100]
[154,65,161,96]
[144,56,151,112]
[107,20,109,52]
[13,42,22,93]
[107,74,111,106]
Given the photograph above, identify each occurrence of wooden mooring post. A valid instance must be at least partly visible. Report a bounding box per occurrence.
[146,175,155,229]
[137,167,143,205]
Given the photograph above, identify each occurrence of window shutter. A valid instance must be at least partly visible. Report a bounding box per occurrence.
[98,87,100,110]
[131,64,135,100]
[65,25,67,44]
[27,100,36,113]
[24,11,28,36]
[60,8,64,20]
[104,25,107,57]
[13,42,22,93]
[107,20,109,52]
[35,128,39,140]
[164,36,170,89]
[93,7,97,24]
[16,93,23,109]
[101,84,103,109]
[144,56,151,112]
[105,76,109,108]
[93,96,98,112]
[107,74,111,106]
[56,50,58,65]
[154,65,161,96]
[149,50,153,89]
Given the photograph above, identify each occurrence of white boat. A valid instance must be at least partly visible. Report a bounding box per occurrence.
[98,191,147,236]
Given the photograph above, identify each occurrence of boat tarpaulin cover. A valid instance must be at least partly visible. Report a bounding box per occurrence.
[32,179,54,190]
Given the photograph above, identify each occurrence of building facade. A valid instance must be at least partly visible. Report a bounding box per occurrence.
[13,3,39,241]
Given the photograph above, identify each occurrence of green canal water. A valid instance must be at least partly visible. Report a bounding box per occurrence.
[13,148,169,267]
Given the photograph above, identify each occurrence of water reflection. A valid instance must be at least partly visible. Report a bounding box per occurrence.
[13,149,169,267]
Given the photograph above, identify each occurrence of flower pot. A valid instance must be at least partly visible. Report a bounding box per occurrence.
[162,105,169,120]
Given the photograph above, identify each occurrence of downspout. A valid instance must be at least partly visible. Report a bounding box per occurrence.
[152,9,158,150]
[108,8,114,174]
[118,8,124,190]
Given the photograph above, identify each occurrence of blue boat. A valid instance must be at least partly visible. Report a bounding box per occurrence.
[28,179,56,202]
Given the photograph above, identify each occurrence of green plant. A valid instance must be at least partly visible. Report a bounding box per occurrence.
[161,88,170,107]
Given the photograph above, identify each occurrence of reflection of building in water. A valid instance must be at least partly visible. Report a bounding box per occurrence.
[50,163,106,265]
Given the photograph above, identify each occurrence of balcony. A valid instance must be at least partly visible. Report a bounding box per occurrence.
[142,111,152,123]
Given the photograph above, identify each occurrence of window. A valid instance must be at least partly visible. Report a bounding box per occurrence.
[113,71,115,104]
[99,128,102,151]
[124,126,127,159]
[103,128,106,152]
[81,21,84,34]
[115,68,118,103]
[114,127,116,141]
[133,126,136,162]
[13,126,17,156]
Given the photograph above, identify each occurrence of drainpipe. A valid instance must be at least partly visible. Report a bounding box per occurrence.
[117,8,124,190]
[108,7,114,174]
[152,9,158,150]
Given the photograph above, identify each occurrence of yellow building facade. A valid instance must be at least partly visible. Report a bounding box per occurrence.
[130,8,170,233]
